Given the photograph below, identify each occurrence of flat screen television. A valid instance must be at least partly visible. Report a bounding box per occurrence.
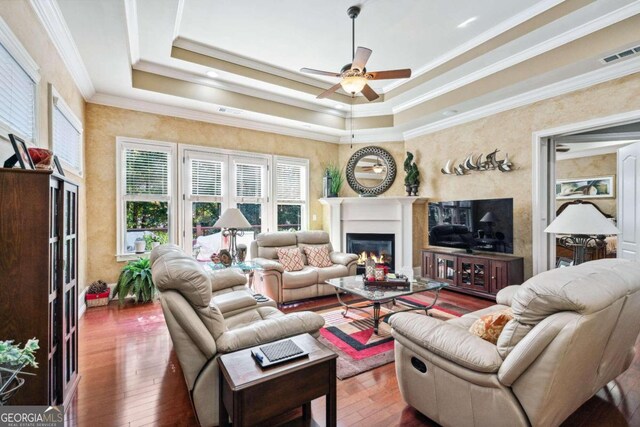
[428,198,514,254]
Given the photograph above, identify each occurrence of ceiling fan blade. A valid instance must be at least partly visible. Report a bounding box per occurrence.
[300,68,341,77]
[368,69,412,80]
[556,144,571,152]
[351,47,372,71]
[361,84,379,101]
[317,82,342,99]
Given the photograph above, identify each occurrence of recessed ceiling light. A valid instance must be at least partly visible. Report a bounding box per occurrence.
[457,17,477,28]
[334,104,344,109]
[442,110,458,116]
[206,70,218,78]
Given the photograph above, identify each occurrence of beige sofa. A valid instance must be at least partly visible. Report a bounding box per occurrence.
[389,258,640,427]
[150,245,325,427]
[250,231,358,304]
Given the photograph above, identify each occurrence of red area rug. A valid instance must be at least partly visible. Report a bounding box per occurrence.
[316,293,467,379]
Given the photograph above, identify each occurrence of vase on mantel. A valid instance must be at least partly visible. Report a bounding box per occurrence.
[405,185,412,196]
[411,184,419,196]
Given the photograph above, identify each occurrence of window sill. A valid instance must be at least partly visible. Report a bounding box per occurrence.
[116,253,150,262]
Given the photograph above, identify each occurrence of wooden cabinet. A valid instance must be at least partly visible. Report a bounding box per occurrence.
[420,248,524,299]
[0,169,79,407]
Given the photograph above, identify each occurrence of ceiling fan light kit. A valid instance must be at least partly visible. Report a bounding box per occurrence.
[300,5,411,102]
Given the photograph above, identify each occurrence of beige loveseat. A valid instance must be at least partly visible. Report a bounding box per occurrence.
[150,245,325,427]
[389,259,640,427]
[250,231,358,304]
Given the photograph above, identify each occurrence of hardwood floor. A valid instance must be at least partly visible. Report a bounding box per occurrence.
[66,290,639,426]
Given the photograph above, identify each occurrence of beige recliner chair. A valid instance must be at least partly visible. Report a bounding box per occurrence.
[250,230,358,304]
[389,259,640,427]
[150,245,325,427]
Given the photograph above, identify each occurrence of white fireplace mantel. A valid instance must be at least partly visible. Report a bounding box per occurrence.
[319,196,427,277]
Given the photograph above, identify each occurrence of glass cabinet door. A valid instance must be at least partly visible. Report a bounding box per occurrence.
[434,254,457,285]
[457,257,489,292]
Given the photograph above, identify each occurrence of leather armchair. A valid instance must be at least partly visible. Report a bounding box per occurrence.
[150,245,325,427]
[250,230,358,304]
[389,259,640,427]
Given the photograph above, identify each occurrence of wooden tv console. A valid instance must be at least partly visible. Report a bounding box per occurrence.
[421,248,524,300]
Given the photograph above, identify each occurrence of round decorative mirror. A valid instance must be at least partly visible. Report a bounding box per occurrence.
[346,146,397,196]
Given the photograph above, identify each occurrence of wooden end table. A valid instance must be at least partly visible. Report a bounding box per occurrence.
[218,333,338,427]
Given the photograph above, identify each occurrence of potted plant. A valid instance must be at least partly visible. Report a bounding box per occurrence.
[324,163,344,197]
[0,338,39,405]
[85,280,110,308]
[114,258,156,305]
[404,152,420,196]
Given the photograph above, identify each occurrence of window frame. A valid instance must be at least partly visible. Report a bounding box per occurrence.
[116,137,178,260]
[49,85,83,176]
[273,155,310,232]
[0,17,40,146]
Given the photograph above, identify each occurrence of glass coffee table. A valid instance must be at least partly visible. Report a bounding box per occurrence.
[324,276,448,334]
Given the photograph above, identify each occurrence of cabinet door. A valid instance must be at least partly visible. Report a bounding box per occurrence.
[433,254,457,285]
[421,251,434,278]
[490,261,509,295]
[61,182,79,402]
[457,257,489,293]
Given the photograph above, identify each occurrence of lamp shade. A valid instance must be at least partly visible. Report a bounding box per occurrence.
[544,204,620,235]
[213,208,251,229]
[480,212,498,223]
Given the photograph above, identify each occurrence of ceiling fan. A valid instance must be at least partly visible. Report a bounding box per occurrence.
[300,5,412,101]
[357,156,386,173]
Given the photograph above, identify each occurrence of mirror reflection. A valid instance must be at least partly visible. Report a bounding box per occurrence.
[354,155,388,188]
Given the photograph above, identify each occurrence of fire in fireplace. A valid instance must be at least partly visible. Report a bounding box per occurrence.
[346,233,395,274]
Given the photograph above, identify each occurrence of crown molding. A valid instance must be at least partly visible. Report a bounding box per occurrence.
[394,1,640,114]
[88,93,342,143]
[382,0,565,93]
[30,0,95,99]
[123,0,140,65]
[403,55,640,140]
[133,60,347,118]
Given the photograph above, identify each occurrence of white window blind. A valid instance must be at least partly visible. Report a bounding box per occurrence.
[276,162,305,203]
[0,43,35,141]
[191,159,222,196]
[125,148,170,196]
[235,162,264,199]
[52,102,82,173]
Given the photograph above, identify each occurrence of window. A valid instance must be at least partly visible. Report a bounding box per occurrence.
[232,156,268,236]
[51,87,82,174]
[117,138,176,256]
[275,157,308,231]
[0,25,39,143]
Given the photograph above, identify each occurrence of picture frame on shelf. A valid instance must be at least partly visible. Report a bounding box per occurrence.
[556,176,615,199]
[556,257,574,268]
[53,155,65,176]
[8,134,35,170]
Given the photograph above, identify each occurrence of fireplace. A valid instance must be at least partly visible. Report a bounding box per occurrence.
[346,233,395,274]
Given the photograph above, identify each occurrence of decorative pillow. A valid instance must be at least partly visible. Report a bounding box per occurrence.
[277,248,304,272]
[303,245,333,268]
[469,308,514,344]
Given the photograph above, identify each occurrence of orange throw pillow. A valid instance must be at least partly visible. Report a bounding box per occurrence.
[277,248,304,272]
[469,308,514,344]
[303,246,333,268]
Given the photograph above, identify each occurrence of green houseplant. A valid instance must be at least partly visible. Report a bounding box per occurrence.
[325,163,344,197]
[0,338,39,404]
[404,152,420,196]
[114,257,157,305]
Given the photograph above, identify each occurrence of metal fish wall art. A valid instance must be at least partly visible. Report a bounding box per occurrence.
[441,149,514,175]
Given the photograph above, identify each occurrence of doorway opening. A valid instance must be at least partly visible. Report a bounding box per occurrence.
[532,111,640,274]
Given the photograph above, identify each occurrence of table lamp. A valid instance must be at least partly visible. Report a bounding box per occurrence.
[213,208,252,262]
[544,202,619,265]
[480,211,498,238]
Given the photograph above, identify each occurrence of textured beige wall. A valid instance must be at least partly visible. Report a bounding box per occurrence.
[338,142,407,197]
[556,153,617,216]
[0,2,87,289]
[406,73,640,279]
[85,103,339,283]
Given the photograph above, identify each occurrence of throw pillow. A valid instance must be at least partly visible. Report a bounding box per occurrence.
[469,308,514,344]
[277,248,304,272]
[303,245,333,268]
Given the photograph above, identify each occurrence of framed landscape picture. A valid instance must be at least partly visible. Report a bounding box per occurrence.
[556,176,615,200]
